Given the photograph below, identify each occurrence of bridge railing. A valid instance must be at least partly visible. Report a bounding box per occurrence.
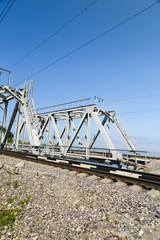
[36,98,93,115]
[35,96,106,115]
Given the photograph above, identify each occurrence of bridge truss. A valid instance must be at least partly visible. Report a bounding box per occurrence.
[0,80,136,161]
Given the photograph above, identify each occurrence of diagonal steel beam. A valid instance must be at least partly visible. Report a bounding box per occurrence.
[91,112,115,150]
[70,119,83,148]
[89,115,108,149]
[4,87,22,103]
[0,101,8,143]
[0,93,6,99]
[39,117,49,139]
[19,121,24,135]
[15,103,22,148]
[65,113,87,154]
[51,116,64,152]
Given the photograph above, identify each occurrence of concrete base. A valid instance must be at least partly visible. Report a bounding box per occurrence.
[148,189,160,198]
[77,173,89,178]
[129,185,142,192]
[87,175,100,181]
[115,181,127,187]
[68,171,78,176]
[100,178,113,184]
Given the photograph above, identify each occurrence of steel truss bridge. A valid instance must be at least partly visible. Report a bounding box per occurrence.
[0,79,137,164]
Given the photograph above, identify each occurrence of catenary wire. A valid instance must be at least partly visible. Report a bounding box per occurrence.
[26,2,160,79]
[0,0,16,24]
[121,109,160,115]
[0,0,12,18]
[105,93,160,103]
[12,1,160,87]
[8,0,98,70]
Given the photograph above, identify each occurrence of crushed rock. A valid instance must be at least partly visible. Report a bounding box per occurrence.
[0,155,160,240]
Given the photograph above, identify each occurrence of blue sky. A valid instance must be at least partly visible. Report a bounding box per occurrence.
[0,0,160,153]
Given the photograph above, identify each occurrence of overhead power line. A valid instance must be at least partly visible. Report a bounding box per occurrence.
[27,1,160,78]
[106,93,160,103]
[0,0,12,18]
[121,109,160,115]
[12,0,159,87]
[0,0,16,24]
[8,0,98,70]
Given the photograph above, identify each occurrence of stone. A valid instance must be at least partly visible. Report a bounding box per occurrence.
[155,212,160,218]
[148,189,160,198]
[0,236,5,240]
[76,226,81,232]
[14,168,19,174]
[32,236,39,240]
[38,171,52,177]
[128,217,135,227]
[123,213,129,218]
[1,151,160,240]
[79,206,85,211]
[61,169,70,173]
[139,229,144,237]
[21,169,38,176]
[15,161,25,168]
[113,231,127,239]
[156,207,160,214]
[127,166,135,170]
[3,164,14,174]
[0,161,3,169]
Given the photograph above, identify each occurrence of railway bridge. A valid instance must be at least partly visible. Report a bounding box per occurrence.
[0,78,137,165]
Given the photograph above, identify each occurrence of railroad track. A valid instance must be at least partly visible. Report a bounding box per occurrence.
[0,150,160,190]
[123,154,160,160]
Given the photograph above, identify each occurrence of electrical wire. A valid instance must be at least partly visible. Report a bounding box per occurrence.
[0,0,12,18]
[0,0,16,24]
[121,109,160,115]
[106,93,160,103]
[12,0,160,87]
[26,1,160,79]
[8,0,98,70]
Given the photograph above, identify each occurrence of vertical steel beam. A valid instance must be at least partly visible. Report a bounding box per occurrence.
[53,119,57,145]
[23,103,37,145]
[14,102,22,148]
[65,113,87,154]
[47,117,51,145]
[106,119,110,149]
[1,101,19,149]
[65,112,71,150]
[85,113,91,159]
[0,101,8,143]
[22,122,26,144]
[51,116,64,153]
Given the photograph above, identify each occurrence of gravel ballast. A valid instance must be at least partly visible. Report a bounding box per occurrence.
[0,155,160,240]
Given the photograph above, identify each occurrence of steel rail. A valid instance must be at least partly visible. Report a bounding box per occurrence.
[0,150,160,190]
